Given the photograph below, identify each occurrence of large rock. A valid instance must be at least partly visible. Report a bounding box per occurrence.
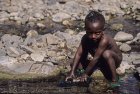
[114,31,134,42]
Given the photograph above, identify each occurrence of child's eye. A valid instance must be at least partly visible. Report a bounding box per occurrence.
[96,33,100,35]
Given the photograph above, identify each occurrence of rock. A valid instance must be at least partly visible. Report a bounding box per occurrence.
[62,20,71,26]
[29,63,58,75]
[0,56,17,71]
[132,33,140,44]
[116,42,123,46]
[24,30,38,46]
[136,67,140,75]
[52,12,71,23]
[111,23,124,31]
[20,45,35,53]
[20,54,29,60]
[36,23,45,28]
[1,34,23,48]
[34,13,44,20]
[54,31,72,40]
[0,48,6,56]
[47,50,56,57]
[133,60,140,65]
[64,29,76,35]
[122,53,132,63]
[44,34,62,45]
[26,30,38,38]
[116,60,134,75]
[30,51,46,62]
[8,47,20,56]
[40,65,58,75]
[120,43,131,52]
[114,31,134,42]
[129,52,140,61]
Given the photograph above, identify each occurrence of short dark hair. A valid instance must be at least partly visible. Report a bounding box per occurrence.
[85,11,105,28]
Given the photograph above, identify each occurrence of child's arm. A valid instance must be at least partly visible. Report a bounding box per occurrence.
[65,43,83,81]
[81,38,108,81]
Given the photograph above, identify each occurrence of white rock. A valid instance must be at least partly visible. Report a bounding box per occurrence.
[30,51,46,62]
[52,12,71,22]
[1,34,23,48]
[20,54,29,60]
[43,34,61,45]
[116,42,123,46]
[133,60,140,65]
[114,31,133,42]
[120,43,131,52]
[37,23,45,28]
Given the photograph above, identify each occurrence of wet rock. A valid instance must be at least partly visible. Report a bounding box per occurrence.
[52,12,71,22]
[120,43,131,52]
[114,31,134,42]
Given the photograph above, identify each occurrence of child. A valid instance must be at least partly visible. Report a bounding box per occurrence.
[65,11,122,86]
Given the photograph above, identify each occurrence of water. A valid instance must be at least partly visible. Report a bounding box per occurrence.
[0,73,139,94]
[117,74,139,94]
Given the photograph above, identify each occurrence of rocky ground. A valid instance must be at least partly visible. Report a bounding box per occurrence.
[0,0,140,79]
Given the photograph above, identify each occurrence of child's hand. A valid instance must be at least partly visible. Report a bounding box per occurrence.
[79,73,88,82]
[65,73,75,81]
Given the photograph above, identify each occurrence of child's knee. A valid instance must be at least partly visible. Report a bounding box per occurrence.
[102,50,113,59]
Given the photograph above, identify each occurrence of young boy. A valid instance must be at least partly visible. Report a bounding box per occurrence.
[65,11,122,85]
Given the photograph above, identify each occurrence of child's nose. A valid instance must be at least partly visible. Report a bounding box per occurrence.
[92,34,96,39]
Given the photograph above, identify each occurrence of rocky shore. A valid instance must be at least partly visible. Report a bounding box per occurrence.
[0,0,140,78]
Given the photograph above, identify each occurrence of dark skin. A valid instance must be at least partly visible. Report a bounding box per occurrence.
[65,20,122,82]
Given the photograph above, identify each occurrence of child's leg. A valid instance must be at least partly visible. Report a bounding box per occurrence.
[100,50,122,82]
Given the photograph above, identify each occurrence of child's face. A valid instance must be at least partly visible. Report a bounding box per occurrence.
[85,21,104,41]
